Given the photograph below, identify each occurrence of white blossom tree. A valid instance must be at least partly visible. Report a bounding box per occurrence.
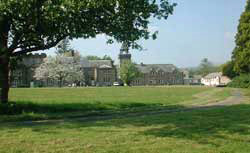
[34,55,84,87]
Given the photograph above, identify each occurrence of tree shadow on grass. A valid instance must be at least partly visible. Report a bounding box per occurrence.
[139,104,250,147]
[1,103,250,147]
[66,104,250,148]
[0,101,184,122]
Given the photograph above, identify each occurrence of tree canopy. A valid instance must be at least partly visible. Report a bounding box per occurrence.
[0,0,176,103]
[0,0,176,56]
[232,0,250,73]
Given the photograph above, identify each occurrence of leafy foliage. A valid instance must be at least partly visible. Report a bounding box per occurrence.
[0,0,176,56]
[227,74,250,88]
[120,61,141,86]
[232,0,250,73]
[222,61,238,79]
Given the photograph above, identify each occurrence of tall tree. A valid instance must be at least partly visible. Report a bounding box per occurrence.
[56,38,73,55]
[232,0,250,73]
[120,61,141,86]
[198,58,214,76]
[0,0,176,103]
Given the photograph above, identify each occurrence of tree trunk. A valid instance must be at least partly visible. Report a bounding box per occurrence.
[59,77,62,88]
[0,16,11,103]
[0,55,10,103]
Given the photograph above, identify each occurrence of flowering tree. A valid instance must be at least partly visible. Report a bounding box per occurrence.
[34,55,84,87]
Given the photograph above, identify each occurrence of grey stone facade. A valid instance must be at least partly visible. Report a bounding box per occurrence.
[130,63,184,86]
[11,53,47,87]
[80,59,117,86]
[118,42,184,86]
[11,54,117,87]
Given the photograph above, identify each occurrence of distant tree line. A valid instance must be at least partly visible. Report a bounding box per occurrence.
[187,58,222,77]
[86,55,112,61]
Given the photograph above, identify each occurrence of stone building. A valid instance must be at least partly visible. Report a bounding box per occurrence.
[131,63,184,86]
[11,53,47,87]
[80,59,117,86]
[118,42,184,86]
[10,53,117,87]
[10,43,184,87]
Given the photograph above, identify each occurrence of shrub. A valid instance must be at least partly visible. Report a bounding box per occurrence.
[228,74,250,88]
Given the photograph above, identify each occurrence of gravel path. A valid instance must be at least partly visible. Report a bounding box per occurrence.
[204,88,244,106]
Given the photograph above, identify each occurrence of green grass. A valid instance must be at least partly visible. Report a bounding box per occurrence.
[0,86,246,153]
[1,104,250,153]
[0,86,229,122]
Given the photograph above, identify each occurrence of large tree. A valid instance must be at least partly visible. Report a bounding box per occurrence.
[0,0,176,103]
[232,0,250,74]
[56,37,73,55]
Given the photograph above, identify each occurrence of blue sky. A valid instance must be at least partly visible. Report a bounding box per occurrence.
[46,0,247,68]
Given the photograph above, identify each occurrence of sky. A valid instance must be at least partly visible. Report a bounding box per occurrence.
[45,0,247,68]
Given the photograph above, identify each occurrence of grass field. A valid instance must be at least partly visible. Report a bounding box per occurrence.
[1,86,231,122]
[0,86,248,153]
[1,104,250,153]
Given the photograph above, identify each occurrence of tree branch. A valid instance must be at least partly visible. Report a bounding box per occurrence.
[12,35,67,56]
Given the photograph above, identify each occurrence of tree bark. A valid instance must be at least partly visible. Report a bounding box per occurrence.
[0,16,11,104]
[0,55,10,104]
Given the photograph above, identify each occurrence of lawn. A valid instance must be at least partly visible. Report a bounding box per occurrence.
[1,101,250,153]
[1,86,231,122]
[0,86,247,153]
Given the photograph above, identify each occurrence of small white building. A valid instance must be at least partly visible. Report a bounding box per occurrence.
[201,72,231,86]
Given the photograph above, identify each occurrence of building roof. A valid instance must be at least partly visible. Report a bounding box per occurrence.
[80,59,113,68]
[136,64,178,73]
[79,58,91,67]
[192,75,202,79]
[203,72,222,79]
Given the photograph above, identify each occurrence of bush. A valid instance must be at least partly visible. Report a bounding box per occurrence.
[228,74,250,88]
